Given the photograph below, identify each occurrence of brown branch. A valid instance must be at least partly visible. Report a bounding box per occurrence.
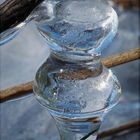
[80,120,140,140]
[102,48,140,68]
[0,0,43,33]
[98,120,140,139]
[0,82,33,103]
[0,48,140,103]
[113,0,140,9]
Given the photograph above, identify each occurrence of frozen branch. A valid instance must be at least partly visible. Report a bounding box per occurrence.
[0,48,139,103]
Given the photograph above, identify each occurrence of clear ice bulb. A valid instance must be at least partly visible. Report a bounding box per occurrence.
[33,0,121,140]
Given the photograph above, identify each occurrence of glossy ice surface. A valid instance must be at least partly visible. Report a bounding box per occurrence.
[33,58,121,139]
[34,61,121,117]
[35,0,118,54]
[33,1,120,139]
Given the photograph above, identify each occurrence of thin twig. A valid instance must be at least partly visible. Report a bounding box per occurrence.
[113,0,140,9]
[80,128,99,140]
[0,48,140,103]
[102,48,140,68]
[78,120,140,140]
[0,82,33,103]
[98,120,140,139]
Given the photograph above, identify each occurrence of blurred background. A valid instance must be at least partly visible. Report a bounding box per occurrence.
[0,1,140,140]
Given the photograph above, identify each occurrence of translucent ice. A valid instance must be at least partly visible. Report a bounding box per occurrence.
[34,60,121,116]
[35,0,118,54]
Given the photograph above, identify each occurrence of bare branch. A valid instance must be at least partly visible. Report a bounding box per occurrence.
[98,120,140,139]
[0,0,43,33]
[113,0,140,9]
[0,48,139,103]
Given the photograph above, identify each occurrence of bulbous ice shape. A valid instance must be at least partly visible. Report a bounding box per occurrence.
[33,57,121,117]
[34,0,118,54]
[33,56,121,140]
[33,1,121,139]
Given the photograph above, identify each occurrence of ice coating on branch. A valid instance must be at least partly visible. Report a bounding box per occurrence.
[34,59,121,116]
